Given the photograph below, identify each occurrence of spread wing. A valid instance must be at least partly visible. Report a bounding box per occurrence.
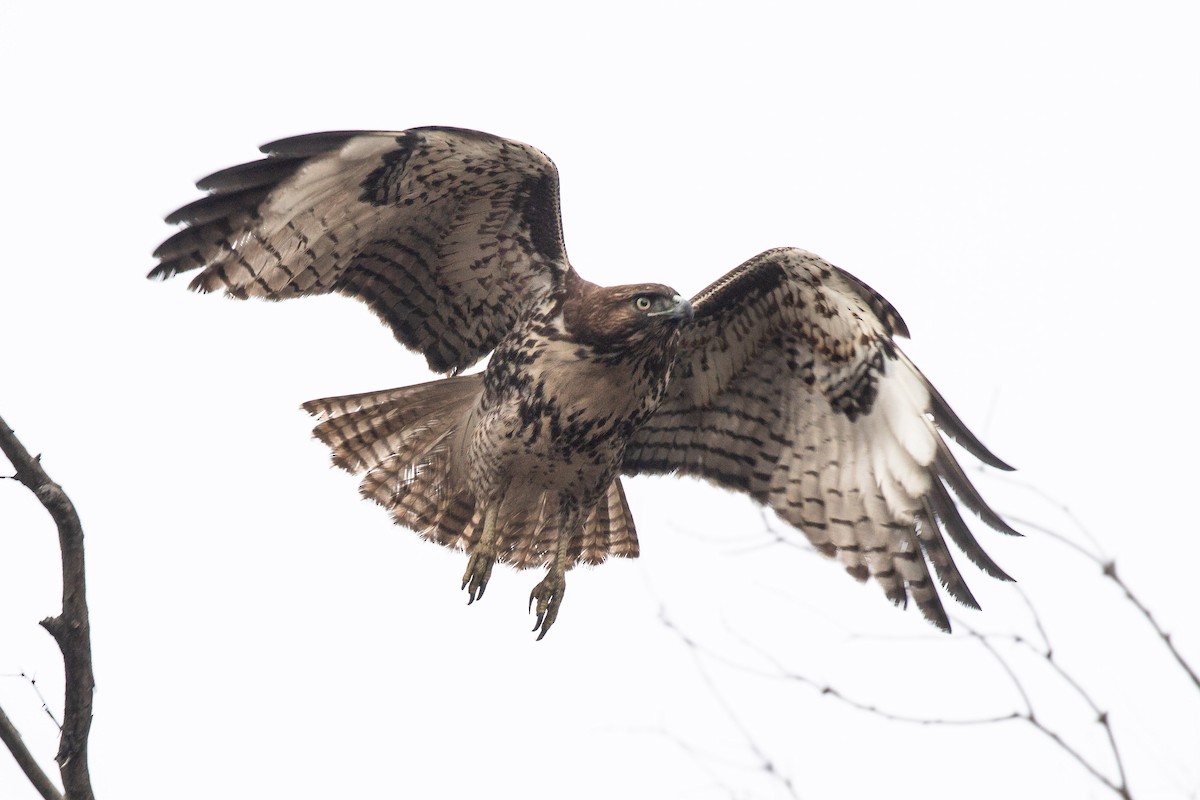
[622,247,1018,631]
[151,127,570,374]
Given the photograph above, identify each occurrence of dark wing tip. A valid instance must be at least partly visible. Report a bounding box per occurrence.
[926,379,1016,472]
[145,259,218,289]
[196,156,306,193]
[146,262,177,281]
[153,144,315,283]
[990,456,1016,472]
[258,130,375,157]
[923,599,953,633]
[928,482,1016,581]
[935,441,1022,539]
[162,186,272,228]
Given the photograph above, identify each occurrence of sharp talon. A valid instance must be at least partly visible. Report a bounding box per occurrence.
[462,550,495,606]
[528,570,566,639]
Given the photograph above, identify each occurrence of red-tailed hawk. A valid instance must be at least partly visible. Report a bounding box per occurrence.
[152,127,1017,638]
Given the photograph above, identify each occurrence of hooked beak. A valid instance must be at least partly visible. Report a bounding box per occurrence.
[651,294,694,323]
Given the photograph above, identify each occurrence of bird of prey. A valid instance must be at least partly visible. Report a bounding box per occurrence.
[151,126,1017,638]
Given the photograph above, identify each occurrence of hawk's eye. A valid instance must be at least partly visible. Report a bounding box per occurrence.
[633,295,653,312]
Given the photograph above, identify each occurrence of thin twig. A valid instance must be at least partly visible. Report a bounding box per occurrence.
[1102,563,1200,693]
[1007,589,1131,794]
[664,594,1137,799]
[20,673,63,730]
[959,621,1129,799]
[729,623,1023,726]
[0,414,97,800]
[662,611,802,799]
[1007,512,1200,693]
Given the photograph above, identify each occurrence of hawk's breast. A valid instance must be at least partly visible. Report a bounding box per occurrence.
[469,311,678,505]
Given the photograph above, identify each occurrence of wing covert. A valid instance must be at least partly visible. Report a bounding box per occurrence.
[623,248,1017,631]
[151,127,571,374]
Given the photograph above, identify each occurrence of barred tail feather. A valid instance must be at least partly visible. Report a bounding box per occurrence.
[302,376,482,547]
[578,478,639,565]
[489,479,640,569]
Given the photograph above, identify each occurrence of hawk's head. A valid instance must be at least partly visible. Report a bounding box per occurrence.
[563,281,693,354]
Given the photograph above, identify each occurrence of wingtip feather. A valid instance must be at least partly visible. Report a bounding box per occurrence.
[258,130,375,157]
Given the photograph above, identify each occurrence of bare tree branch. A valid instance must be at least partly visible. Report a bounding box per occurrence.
[1,413,96,800]
[0,705,63,800]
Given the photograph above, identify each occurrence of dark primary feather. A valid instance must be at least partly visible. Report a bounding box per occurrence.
[259,130,368,157]
[194,156,308,193]
[923,369,1015,471]
[160,187,272,228]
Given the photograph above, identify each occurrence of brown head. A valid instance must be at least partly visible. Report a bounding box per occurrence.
[562,278,693,354]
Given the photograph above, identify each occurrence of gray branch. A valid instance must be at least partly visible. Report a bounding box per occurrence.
[1,413,96,800]
[0,705,63,800]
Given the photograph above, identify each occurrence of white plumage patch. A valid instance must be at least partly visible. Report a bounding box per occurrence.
[867,357,936,519]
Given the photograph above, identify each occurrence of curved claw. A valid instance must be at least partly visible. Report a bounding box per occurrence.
[528,570,566,640]
[461,550,495,604]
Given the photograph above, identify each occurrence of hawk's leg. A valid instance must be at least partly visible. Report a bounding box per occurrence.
[462,505,499,604]
[529,507,577,640]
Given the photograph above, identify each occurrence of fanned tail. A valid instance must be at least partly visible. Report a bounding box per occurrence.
[302,376,481,546]
[303,378,640,568]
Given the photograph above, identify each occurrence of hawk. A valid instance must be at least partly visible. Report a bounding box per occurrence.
[152,127,1017,638]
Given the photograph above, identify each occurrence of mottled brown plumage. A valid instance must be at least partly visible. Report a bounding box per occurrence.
[152,126,1017,637]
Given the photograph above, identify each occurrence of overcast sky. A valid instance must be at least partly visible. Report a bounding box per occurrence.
[2,2,1198,798]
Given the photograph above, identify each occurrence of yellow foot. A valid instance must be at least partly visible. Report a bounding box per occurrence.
[528,570,566,640]
[461,549,496,604]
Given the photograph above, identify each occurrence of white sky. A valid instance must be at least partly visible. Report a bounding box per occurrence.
[2,1,1198,798]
